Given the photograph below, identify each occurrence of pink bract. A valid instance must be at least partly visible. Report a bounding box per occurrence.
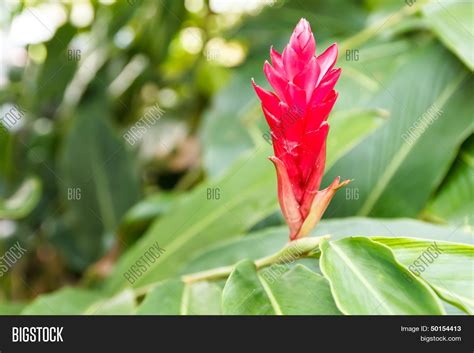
[252,18,350,240]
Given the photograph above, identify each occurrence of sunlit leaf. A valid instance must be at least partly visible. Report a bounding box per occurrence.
[320,237,445,315]
[422,0,474,70]
[183,217,473,275]
[424,136,474,228]
[374,237,474,314]
[222,262,340,315]
[136,280,222,315]
[325,43,473,218]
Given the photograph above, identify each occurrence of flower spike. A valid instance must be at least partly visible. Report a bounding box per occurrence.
[252,18,350,240]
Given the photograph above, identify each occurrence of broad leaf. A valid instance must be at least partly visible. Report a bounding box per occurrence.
[122,192,177,227]
[183,217,473,275]
[222,261,341,315]
[320,237,445,315]
[259,264,342,315]
[120,192,179,244]
[443,301,467,315]
[336,39,416,112]
[325,43,473,218]
[183,227,288,274]
[424,136,473,227]
[33,23,78,116]
[58,100,140,269]
[84,290,136,315]
[105,144,276,292]
[422,0,474,70]
[0,302,25,315]
[21,288,135,315]
[136,280,222,315]
[374,237,474,314]
[21,288,102,315]
[326,109,385,167]
[200,62,257,179]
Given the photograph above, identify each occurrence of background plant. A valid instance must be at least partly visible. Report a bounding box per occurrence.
[0,0,472,315]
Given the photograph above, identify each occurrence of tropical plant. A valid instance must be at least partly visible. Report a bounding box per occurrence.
[0,0,471,315]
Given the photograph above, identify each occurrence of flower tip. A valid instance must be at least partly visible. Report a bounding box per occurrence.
[294,18,312,36]
[327,43,338,57]
[262,60,270,73]
[333,177,352,190]
[268,155,278,163]
[297,18,310,28]
[344,179,354,186]
[251,79,265,100]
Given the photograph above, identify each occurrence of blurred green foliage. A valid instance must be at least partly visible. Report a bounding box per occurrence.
[0,0,472,310]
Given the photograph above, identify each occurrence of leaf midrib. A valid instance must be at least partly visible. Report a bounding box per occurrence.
[357,70,468,216]
[180,283,190,315]
[328,241,395,314]
[257,273,283,315]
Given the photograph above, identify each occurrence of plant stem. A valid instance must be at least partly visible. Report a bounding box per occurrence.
[181,235,330,284]
[133,229,330,299]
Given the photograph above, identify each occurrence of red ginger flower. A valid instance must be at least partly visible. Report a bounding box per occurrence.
[252,18,350,241]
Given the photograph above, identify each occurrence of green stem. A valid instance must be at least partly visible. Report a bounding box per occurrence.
[181,235,330,284]
[134,235,330,297]
[339,1,427,53]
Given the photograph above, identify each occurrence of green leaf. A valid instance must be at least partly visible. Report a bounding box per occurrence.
[320,237,445,315]
[137,280,183,315]
[183,217,473,275]
[0,129,13,179]
[222,261,340,315]
[0,177,41,219]
[200,63,257,179]
[238,0,366,50]
[374,237,474,314]
[222,260,279,315]
[122,192,176,227]
[422,0,474,70]
[316,217,474,245]
[120,192,178,244]
[325,43,473,218]
[85,290,136,315]
[21,288,102,315]
[443,301,467,315]
[336,39,416,112]
[0,302,25,315]
[424,136,474,228]
[183,227,288,274]
[21,287,136,315]
[57,100,140,269]
[326,109,385,168]
[259,265,342,315]
[185,281,223,315]
[136,280,222,315]
[105,144,276,292]
[33,23,78,115]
